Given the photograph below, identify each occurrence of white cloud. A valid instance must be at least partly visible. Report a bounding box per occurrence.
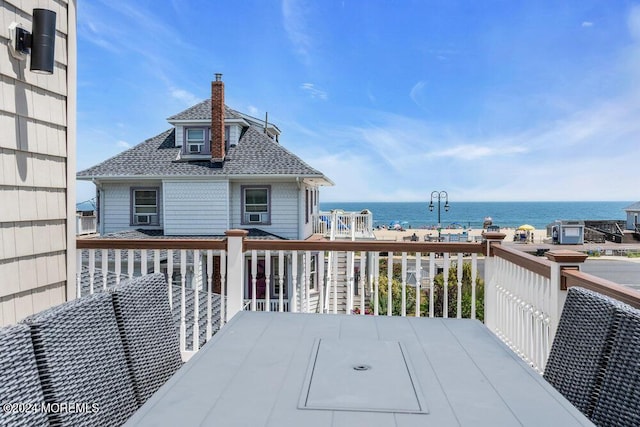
[170,88,201,106]
[247,105,260,116]
[581,21,593,27]
[116,140,131,149]
[295,88,640,202]
[300,83,328,100]
[431,144,528,160]
[282,0,313,63]
[409,81,427,107]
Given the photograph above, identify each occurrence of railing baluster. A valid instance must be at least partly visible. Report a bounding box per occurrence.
[251,250,257,312]
[265,250,271,312]
[193,250,199,351]
[114,249,122,286]
[167,249,173,310]
[153,250,160,274]
[88,249,95,294]
[305,250,312,313]
[429,252,435,318]
[443,253,450,318]
[387,252,393,316]
[323,250,332,313]
[101,249,108,290]
[373,252,380,316]
[318,250,324,314]
[140,249,147,276]
[291,251,298,313]
[471,253,477,319]
[127,249,134,279]
[359,251,366,315]
[206,250,213,341]
[415,252,421,317]
[401,252,407,316]
[457,253,463,318]
[346,251,354,314]
[180,250,187,353]
[278,251,284,313]
[76,249,82,298]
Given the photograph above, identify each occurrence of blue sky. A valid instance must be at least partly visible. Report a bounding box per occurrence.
[77,0,640,203]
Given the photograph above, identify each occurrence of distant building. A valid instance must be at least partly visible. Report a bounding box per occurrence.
[624,202,640,231]
[77,75,333,240]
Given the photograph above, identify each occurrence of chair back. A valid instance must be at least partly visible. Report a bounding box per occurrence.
[543,286,620,417]
[0,323,48,427]
[22,292,137,426]
[591,305,640,426]
[111,273,183,405]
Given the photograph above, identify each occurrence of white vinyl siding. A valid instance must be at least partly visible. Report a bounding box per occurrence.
[228,124,242,146]
[230,181,299,239]
[301,185,315,239]
[174,124,183,147]
[163,180,229,235]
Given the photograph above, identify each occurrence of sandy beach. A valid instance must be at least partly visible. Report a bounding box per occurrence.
[373,226,545,244]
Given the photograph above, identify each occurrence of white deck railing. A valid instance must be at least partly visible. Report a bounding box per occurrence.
[76,230,640,370]
[312,210,375,239]
[76,239,227,360]
[76,215,97,235]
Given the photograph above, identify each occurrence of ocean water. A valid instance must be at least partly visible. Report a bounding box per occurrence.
[319,201,632,230]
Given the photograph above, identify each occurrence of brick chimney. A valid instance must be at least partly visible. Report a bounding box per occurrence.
[211,73,225,162]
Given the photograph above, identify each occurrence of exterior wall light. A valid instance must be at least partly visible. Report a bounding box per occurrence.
[7,9,57,74]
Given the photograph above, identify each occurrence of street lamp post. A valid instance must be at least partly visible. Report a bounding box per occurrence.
[429,191,449,240]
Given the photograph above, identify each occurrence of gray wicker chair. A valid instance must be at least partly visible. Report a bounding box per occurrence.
[22,292,138,427]
[543,286,620,418]
[111,273,183,406]
[591,305,640,427]
[0,323,48,427]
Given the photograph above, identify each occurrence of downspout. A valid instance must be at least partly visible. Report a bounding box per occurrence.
[91,178,104,235]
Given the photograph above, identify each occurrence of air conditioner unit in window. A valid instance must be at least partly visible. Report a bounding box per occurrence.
[136,215,150,224]
[248,213,261,223]
[188,144,201,153]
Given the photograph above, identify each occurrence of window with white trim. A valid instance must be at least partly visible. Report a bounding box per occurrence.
[242,186,270,225]
[131,188,159,225]
[185,127,207,154]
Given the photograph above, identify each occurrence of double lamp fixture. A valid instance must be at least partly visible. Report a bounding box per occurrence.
[7,8,57,74]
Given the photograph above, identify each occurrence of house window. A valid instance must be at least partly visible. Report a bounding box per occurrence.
[185,128,207,154]
[131,188,159,225]
[242,186,270,224]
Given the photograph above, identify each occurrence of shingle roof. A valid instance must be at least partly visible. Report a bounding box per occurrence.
[77,125,328,179]
[624,202,640,211]
[167,101,244,121]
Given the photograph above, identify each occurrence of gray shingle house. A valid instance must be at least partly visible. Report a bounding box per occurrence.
[77,75,333,240]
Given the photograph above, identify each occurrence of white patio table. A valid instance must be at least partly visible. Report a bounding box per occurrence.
[125,311,593,426]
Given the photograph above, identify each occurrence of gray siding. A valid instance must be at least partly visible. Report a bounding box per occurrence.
[230,181,299,239]
[163,180,229,235]
[101,181,163,234]
[0,0,76,326]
